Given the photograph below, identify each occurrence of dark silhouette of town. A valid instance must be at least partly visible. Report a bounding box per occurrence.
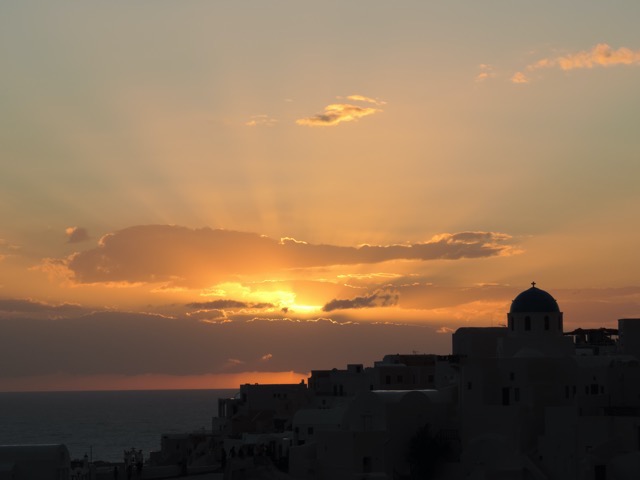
[2,284,639,479]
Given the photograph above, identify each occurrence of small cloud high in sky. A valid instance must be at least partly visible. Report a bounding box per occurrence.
[511,72,529,84]
[245,114,278,127]
[344,95,386,106]
[508,43,640,83]
[296,95,384,126]
[530,44,640,72]
[475,64,495,82]
[2,2,640,391]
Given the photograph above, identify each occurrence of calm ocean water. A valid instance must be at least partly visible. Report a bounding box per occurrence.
[0,389,237,463]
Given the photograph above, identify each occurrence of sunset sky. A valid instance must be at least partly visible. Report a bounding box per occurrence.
[2,1,640,391]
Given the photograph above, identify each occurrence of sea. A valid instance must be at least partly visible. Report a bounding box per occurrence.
[0,389,237,463]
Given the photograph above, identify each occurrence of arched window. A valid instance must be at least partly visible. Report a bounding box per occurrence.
[525,316,531,331]
[544,316,549,330]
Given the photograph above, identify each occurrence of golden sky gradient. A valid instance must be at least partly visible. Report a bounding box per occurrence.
[2,1,640,391]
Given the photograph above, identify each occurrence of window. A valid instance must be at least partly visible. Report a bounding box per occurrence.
[544,316,549,330]
[510,372,515,381]
[525,316,531,331]
[308,427,314,435]
[385,375,391,385]
[467,381,472,390]
[514,387,520,402]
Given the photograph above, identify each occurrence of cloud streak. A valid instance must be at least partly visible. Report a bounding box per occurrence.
[533,44,640,71]
[185,300,274,310]
[345,94,386,106]
[322,287,399,312]
[48,226,520,287]
[512,43,640,83]
[0,298,89,320]
[475,64,496,82]
[245,114,277,127]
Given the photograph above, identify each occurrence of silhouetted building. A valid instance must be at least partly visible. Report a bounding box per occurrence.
[0,444,70,480]
[283,284,640,479]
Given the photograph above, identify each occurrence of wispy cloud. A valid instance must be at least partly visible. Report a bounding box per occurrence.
[186,309,228,322]
[511,72,529,84]
[245,114,278,127]
[345,94,386,106]
[322,287,399,312]
[223,358,245,369]
[260,353,273,362]
[511,43,640,83]
[531,44,640,71]
[0,239,21,260]
[296,94,384,127]
[337,273,403,280]
[246,317,354,325]
[475,64,496,82]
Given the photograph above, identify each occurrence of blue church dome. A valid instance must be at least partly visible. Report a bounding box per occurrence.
[510,283,560,313]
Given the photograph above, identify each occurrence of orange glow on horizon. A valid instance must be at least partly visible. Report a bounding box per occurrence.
[0,371,310,393]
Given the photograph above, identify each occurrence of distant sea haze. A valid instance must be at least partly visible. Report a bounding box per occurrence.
[0,389,236,463]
